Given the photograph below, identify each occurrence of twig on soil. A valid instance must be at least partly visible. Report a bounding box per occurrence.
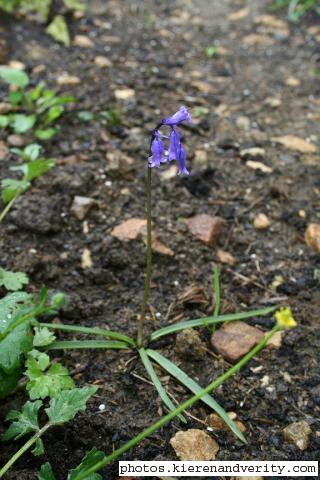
[226,268,273,294]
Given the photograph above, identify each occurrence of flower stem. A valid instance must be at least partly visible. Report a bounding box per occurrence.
[74,325,280,479]
[137,167,152,347]
[0,424,50,478]
[0,193,19,223]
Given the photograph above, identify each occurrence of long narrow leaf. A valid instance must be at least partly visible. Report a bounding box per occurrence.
[46,340,129,350]
[150,306,276,341]
[146,349,246,443]
[39,322,134,346]
[139,348,186,423]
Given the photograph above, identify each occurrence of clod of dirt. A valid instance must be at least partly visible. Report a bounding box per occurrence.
[271,135,317,153]
[11,194,61,233]
[175,328,206,360]
[94,56,112,68]
[71,196,96,220]
[57,73,81,85]
[170,429,219,460]
[282,420,312,451]
[206,411,247,434]
[7,134,29,147]
[111,218,147,241]
[217,249,238,265]
[253,213,271,230]
[210,321,264,362]
[305,224,320,254]
[186,214,225,247]
[73,35,94,48]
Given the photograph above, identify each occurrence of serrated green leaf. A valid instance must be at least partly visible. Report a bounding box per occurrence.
[33,327,56,347]
[46,15,70,47]
[0,268,29,291]
[0,114,9,128]
[39,463,56,480]
[10,113,36,133]
[68,448,104,480]
[1,178,31,202]
[2,400,41,441]
[0,66,29,88]
[26,351,74,400]
[46,387,98,425]
[32,437,45,456]
[35,128,57,140]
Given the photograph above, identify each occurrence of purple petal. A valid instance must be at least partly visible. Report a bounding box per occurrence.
[168,128,180,161]
[149,133,165,168]
[177,144,189,175]
[162,106,192,126]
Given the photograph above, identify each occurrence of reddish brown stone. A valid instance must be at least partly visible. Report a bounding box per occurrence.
[186,214,225,247]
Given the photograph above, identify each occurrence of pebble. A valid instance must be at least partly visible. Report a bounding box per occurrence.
[7,134,29,147]
[175,328,206,360]
[114,88,135,100]
[207,412,246,434]
[81,248,93,269]
[217,249,238,265]
[305,224,320,254]
[240,147,266,159]
[111,218,147,241]
[246,160,273,173]
[282,421,311,451]
[186,214,225,247]
[94,56,112,67]
[0,141,8,160]
[105,152,134,177]
[211,321,264,362]
[170,429,219,460]
[271,135,317,153]
[73,35,94,48]
[71,196,96,220]
[254,213,271,230]
[0,102,13,114]
[57,74,81,85]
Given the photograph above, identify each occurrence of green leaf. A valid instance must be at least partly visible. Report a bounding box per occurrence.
[0,114,9,128]
[0,291,32,334]
[146,349,247,443]
[78,111,94,122]
[9,90,23,105]
[68,448,104,480]
[1,178,31,202]
[26,350,75,400]
[63,0,86,11]
[32,437,45,456]
[33,327,56,347]
[205,46,218,58]
[46,15,70,47]
[46,106,64,124]
[0,367,21,399]
[30,81,46,101]
[35,128,57,140]
[0,268,29,291]
[26,158,54,181]
[0,66,29,88]
[46,387,98,425]
[46,340,129,350]
[10,113,36,133]
[139,348,186,423]
[0,0,19,13]
[23,143,42,161]
[150,306,277,341]
[2,400,41,441]
[39,463,56,480]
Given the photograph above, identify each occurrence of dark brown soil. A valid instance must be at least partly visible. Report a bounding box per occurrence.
[1,1,320,479]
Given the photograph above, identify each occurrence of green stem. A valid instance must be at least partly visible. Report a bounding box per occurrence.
[137,167,152,348]
[0,193,20,223]
[0,424,50,478]
[74,325,280,480]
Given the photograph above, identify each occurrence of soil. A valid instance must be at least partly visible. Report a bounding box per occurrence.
[1,1,320,479]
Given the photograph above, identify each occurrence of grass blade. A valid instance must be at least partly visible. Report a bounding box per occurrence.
[39,322,135,346]
[150,306,276,341]
[139,348,186,423]
[46,340,129,350]
[213,264,221,319]
[146,349,247,443]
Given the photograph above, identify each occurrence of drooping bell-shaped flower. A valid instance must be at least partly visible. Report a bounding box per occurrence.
[168,128,180,161]
[162,106,192,126]
[148,130,165,168]
[177,144,189,175]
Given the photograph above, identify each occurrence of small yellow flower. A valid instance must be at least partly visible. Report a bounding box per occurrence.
[275,307,297,329]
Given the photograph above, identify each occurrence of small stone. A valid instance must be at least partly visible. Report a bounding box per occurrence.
[246,160,273,173]
[266,330,283,349]
[286,76,300,87]
[8,60,25,70]
[114,88,135,100]
[194,149,208,166]
[283,421,311,451]
[271,135,317,153]
[7,134,29,147]
[254,213,271,230]
[191,80,214,94]
[0,141,8,160]
[57,74,81,85]
[111,218,147,241]
[264,96,281,108]
[236,116,250,130]
[240,147,266,159]
[32,64,46,75]
[211,321,264,362]
[305,224,320,254]
[255,14,288,30]
[106,152,134,176]
[0,102,13,114]
[186,214,225,247]
[243,34,275,46]
[81,248,92,269]
[73,35,94,47]
[94,56,112,67]
[175,328,206,360]
[160,164,178,180]
[217,249,238,265]
[71,196,96,220]
[228,8,250,21]
[207,411,238,431]
[170,429,219,460]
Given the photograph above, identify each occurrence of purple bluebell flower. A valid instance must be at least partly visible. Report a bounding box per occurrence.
[148,106,192,175]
